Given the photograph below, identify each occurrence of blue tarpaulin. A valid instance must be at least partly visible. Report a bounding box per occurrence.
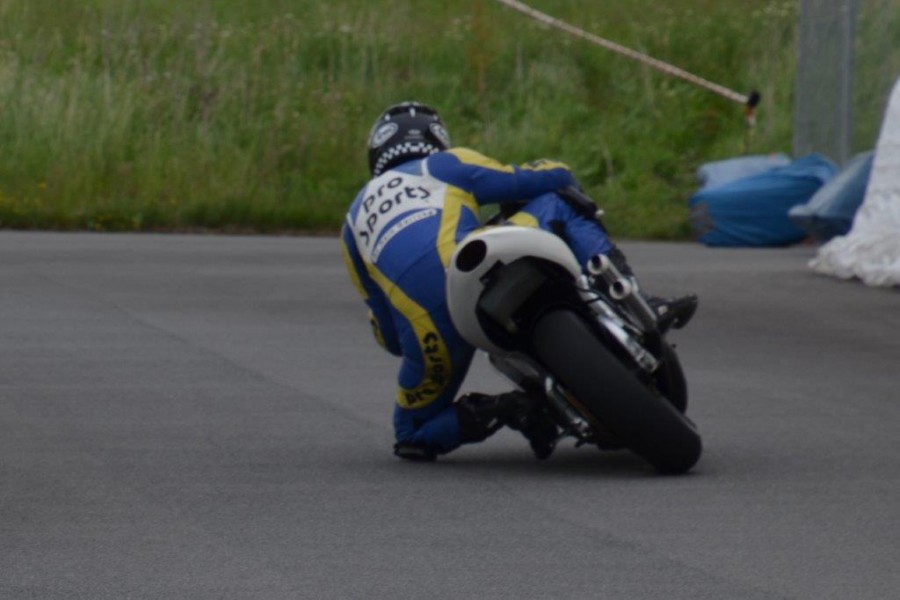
[689,154,837,247]
[788,151,873,242]
[697,153,791,190]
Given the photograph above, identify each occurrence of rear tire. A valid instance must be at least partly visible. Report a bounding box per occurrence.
[532,309,702,474]
[657,342,688,413]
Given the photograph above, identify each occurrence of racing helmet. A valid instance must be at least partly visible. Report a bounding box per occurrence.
[367,101,452,176]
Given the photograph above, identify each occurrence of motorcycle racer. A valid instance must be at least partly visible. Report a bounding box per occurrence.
[340,101,696,462]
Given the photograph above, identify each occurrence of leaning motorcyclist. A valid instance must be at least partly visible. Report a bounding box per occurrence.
[341,101,696,462]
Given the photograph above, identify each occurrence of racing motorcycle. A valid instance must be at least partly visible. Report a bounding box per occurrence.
[446,208,702,474]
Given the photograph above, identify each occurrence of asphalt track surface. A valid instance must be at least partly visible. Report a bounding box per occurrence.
[1,231,898,599]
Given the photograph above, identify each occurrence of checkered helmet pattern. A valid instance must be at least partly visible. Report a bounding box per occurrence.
[367,102,451,176]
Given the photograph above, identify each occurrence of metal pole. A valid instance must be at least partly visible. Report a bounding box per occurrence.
[838,0,857,165]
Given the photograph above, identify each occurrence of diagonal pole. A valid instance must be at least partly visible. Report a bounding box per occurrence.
[493,0,759,114]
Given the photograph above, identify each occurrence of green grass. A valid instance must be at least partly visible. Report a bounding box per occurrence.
[0,0,809,237]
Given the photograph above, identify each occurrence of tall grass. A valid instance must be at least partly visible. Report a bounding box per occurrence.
[852,0,900,153]
[0,0,802,237]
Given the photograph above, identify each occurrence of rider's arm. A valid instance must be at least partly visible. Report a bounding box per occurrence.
[340,223,402,356]
[427,148,575,204]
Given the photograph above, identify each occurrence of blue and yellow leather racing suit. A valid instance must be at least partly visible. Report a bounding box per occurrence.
[340,148,614,456]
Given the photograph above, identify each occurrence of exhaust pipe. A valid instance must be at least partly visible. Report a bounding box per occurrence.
[588,254,658,332]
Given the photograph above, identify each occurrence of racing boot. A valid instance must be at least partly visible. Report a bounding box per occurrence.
[647,294,699,333]
[454,392,508,444]
[456,392,557,460]
[501,392,558,460]
[393,442,437,462]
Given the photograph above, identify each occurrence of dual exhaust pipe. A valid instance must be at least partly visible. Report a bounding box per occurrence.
[587,254,658,333]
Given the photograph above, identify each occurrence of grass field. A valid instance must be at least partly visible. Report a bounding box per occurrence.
[0,0,808,237]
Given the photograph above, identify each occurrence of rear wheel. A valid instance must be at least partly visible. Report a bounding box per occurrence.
[656,342,688,413]
[532,309,702,474]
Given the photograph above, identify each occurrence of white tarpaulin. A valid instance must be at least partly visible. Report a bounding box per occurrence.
[810,77,900,287]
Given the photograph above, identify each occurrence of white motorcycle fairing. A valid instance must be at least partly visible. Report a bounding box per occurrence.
[446,226,582,354]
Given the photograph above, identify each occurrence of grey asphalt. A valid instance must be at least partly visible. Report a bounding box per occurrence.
[1,231,897,599]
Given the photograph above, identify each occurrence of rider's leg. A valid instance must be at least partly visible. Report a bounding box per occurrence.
[507,193,698,332]
[391,340,474,461]
[393,385,558,461]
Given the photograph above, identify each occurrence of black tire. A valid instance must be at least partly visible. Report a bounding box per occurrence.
[656,342,688,413]
[532,309,702,474]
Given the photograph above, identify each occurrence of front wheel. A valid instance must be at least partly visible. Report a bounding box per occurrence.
[532,309,702,474]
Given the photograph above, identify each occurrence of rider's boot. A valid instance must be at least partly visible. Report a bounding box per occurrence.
[456,392,557,460]
[646,294,699,333]
[454,392,506,444]
[502,392,558,460]
[393,442,437,462]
